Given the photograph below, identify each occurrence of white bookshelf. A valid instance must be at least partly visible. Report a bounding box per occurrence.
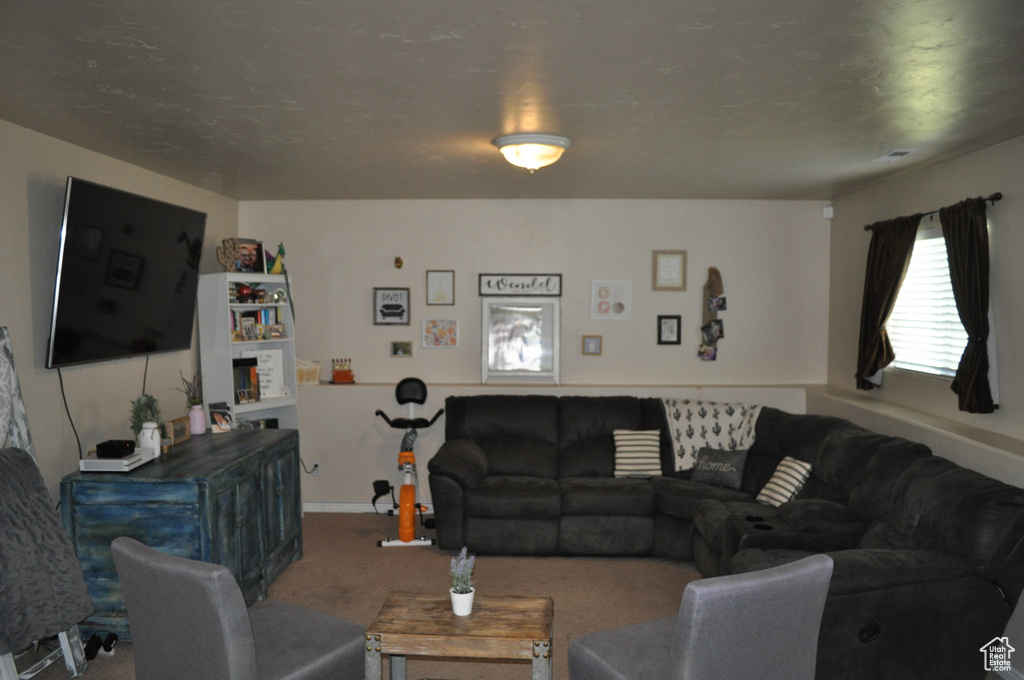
[198,273,298,430]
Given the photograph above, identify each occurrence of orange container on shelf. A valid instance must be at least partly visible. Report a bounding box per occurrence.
[331,358,355,384]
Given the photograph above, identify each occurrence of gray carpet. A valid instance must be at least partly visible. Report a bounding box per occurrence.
[28,512,700,680]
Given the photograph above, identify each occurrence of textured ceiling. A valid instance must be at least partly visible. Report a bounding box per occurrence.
[2,0,1024,200]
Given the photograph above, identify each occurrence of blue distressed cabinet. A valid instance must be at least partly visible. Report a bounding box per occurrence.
[60,428,302,640]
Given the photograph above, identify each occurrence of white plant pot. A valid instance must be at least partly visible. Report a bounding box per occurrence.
[450,587,475,616]
[137,421,161,453]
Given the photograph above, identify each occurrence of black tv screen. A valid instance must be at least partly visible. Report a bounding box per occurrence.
[46,177,207,368]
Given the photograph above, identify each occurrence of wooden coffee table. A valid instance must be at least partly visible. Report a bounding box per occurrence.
[365,590,554,680]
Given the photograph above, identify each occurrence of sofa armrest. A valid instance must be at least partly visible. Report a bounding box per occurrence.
[428,439,489,489]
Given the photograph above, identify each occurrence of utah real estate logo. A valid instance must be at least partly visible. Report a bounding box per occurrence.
[981,636,1015,673]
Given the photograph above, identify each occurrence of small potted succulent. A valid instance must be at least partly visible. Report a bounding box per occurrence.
[449,546,476,616]
[177,371,206,435]
[130,394,162,452]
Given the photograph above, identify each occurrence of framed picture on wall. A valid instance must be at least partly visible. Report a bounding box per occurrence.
[657,315,681,345]
[652,250,686,290]
[423,319,459,347]
[374,288,410,324]
[426,270,455,305]
[582,335,602,355]
[482,297,560,384]
[591,280,632,320]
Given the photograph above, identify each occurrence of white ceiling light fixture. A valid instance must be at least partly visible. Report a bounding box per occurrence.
[493,133,572,172]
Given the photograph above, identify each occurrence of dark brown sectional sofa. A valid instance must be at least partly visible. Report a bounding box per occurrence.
[426,394,1024,679]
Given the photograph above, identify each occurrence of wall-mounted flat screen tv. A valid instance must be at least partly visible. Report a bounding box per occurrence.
[46,177,207,368]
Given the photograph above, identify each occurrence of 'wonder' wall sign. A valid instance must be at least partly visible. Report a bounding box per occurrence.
[479,274,562,297]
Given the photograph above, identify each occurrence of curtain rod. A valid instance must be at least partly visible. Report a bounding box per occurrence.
[863,192,1002,230]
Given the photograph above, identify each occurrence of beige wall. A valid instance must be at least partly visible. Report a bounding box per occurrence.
[1,119,238,497]
[825,134,1024,477]
[240,199,831,505]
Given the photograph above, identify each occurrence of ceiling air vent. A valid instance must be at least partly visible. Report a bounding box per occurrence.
[872,149,916,163]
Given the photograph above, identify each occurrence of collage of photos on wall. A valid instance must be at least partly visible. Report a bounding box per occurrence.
[699,266,726,361]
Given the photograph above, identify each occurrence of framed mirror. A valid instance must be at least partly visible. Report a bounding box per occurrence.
[481,297,560,384]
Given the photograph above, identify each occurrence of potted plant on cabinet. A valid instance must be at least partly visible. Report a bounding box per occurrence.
[177,371,206,435]
[449,546,475,616]
[130,394,162,452]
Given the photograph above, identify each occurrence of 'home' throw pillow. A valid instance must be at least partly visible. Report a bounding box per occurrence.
[756,456,813,507]
[691,447,748,490]
[613,429,663,478]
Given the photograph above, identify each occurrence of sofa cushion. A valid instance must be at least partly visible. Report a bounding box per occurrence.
[757,457,813,506]
[846,439,932,520]
[776,499,865,532]
[612,430,663,478]
[560,478,655,516]
[808,424,931,513]
[478,437,560,478]
[558,397,642,477]
[880,456,1024,598]
[653,476,752,519]
[747,407,850,467]
[464,476,561,518]
[691,447,747,490]
[445,395,560,478]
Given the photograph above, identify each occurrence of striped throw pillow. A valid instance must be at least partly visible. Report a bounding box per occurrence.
[756,456,813,506]
[613,429,663,478]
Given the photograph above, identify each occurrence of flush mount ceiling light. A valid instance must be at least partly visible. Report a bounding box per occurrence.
[493,133,572,172]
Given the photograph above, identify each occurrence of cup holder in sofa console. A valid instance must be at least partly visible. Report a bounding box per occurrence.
[753,523,774,531]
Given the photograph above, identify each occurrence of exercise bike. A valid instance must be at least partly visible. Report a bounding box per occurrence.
[373,377,443,547]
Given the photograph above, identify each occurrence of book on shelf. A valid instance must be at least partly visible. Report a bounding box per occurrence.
[231,307,282,341]
[232,357,261,405]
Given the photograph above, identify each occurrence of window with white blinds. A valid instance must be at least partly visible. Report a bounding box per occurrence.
[886,227,967,377]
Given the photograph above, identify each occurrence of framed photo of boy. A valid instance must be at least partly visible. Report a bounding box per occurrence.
[658,315,681,345]
[235,239,265,273]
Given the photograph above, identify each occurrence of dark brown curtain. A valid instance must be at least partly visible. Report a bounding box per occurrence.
[856,214,922,390]
[940,198,995,413]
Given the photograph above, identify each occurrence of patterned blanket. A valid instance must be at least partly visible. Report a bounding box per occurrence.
[661,398,761,471]
[0,327,35,463]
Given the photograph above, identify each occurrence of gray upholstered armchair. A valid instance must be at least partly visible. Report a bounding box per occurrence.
[568,554,833,680]
[111,537,366,680]
[0,447,93,680]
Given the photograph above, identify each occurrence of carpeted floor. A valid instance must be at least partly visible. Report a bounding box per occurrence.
[29,512,700,679]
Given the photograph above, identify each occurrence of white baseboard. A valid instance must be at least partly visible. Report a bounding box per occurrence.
[303,501,378,513]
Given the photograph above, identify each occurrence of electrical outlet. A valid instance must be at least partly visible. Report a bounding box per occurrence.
[310,463,321,476]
